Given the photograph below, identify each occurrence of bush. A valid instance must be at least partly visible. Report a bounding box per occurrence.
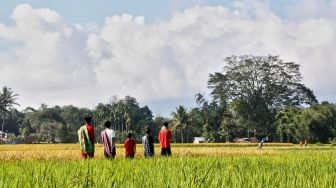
[328,137,336,146]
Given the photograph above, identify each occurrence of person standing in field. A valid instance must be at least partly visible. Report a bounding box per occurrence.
[158,122,172,156]
[258,137,267,150]
[78,115,95,159]
[101,120,116,159]
[124,133,136,159]
[142,127,154,157]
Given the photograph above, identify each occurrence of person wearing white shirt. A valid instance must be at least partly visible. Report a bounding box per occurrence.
[101,120,116,158]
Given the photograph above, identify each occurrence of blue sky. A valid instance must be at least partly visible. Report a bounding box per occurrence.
[0,0,336,117]
[0,0,296,24]
[0,0,171,24]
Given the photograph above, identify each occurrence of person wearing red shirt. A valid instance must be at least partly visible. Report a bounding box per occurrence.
[158,122,172,156]
[124,133,136,158]
[77,115,95,159]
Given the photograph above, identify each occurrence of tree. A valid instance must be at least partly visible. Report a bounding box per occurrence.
[275,106,307,143]
[60,105,82,132]
[3,108,23,135]
[0,87,19,143]
[208,55,317,136]
[220,109,237,142]
[94,103,110,141]
[22,106,66,143]
[301,102,336,143]
[39,122,60,143]
[171,106,189,143]
[84,96,154,142]
[187,108,204,139]
[56,124,72,143]
[137,106,154,133]
[153,116,168,136]
[194,93,227,142]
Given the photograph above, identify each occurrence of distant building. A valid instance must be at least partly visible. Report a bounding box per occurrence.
[0,131,7,142]
[0,131,15,142]
[0,131,7,138]
[234,137,259,143]
[193,137,205,144]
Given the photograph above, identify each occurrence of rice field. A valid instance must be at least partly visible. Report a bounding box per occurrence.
[0,143,335,187]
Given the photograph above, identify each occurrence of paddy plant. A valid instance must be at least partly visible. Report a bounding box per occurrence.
[0,149,334,188]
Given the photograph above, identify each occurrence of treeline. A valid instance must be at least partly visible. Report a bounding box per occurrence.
[1,96,161,143]
[1,95,335,144]
[1,55,335,144]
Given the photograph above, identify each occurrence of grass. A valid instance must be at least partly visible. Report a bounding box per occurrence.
[0,143,335,187]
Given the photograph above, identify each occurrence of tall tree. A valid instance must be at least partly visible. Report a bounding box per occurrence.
[94,103,110,140]
[3,109,23,135]
[187,108,203,139]
[194,93,227,142]
[301,102,336,143]
[208,55,317,136]
[171,106,189,143]
[0,87,19,143]
[275,106,305,143]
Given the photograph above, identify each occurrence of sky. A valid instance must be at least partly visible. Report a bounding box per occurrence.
[0,0,336,117]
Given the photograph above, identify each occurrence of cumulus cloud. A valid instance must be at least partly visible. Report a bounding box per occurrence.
[0,4,96,107]
[0,2,335,114]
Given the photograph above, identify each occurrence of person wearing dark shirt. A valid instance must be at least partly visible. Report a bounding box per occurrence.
[124,133,136,158]
[142,128,154,157]
[258,136,268,149]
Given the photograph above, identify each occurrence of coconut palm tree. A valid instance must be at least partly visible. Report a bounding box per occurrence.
[0,87,19,143]
[171,106,189,143]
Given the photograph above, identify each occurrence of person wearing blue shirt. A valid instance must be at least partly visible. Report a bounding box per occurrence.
[258,137,266,149]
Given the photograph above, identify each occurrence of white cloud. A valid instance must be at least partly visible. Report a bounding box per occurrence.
[0,4,96,108]
[0,2,336,114]
[286,0,336,19]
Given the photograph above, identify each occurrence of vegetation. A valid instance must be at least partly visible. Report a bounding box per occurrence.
[1,96,157,144]
[0,87,19,144]
[0,144,335,187]
[1,55,335,144]
[206,55,317,140]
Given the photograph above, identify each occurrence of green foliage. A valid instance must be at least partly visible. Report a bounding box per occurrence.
[3,58,336,145]
[0,87,19,115]
[302,103,336,143]
[0,87,20,144]
[1,109,24,135]
[275,103,336,144]
[220,109,236,142]
[202,122,214,142]
[194,93,226,142]
[275,106,304,143]
[56,124,72,143]
[208,55,317,137]
[171,105,189,143]
[23,105,64,131]
[329,137,336,146]
[7,95,155,143]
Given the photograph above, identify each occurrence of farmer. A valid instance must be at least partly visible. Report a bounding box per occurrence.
[101,120,116,159]
[158,122,172,156]
[78,115,95,159]
[124,133,136,159]
[142,127,154,157]
[258,137,267,149]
